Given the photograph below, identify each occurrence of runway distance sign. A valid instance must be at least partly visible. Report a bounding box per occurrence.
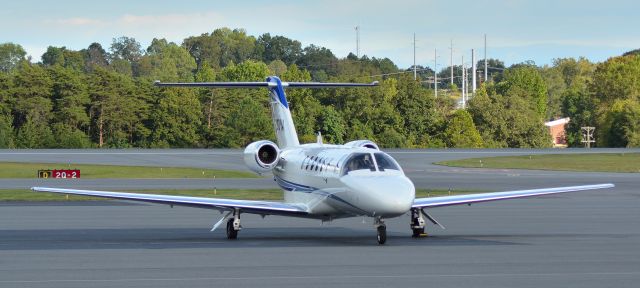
[37,169,81,179]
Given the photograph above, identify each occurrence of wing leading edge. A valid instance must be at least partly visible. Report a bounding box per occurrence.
[31,187,309,217]
[412,183,614,209]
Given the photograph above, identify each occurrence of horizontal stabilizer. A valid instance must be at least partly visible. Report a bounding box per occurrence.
[154,80,378,89]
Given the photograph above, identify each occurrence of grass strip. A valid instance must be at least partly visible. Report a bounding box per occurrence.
[436,153,640,173]
[0,162,257,179]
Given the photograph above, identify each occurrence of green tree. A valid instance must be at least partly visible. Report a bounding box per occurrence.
[591,55,640,105]
[110,36,143,63]
[590,54,640,147]
[42,46,66,66]
[475,58,505,82]
[268,60,287,76]
[0,43,26,72]
[183,28,256,69]
[51,123,92,148]
[317,106,345,144]
[255,33,303,65]
[542,57,595,119]
[219,60,269,81]
[442,110,483,148]
[561,89,596,147]
[497,65,548,118]
[599,99,640,147]
[10,62,53,129]
[82,43,109,71]
[15,116,54,148]
[393,75,442,146]
[48,65,90,130]
[297,44,338,80]
[109,36,143,77]
[150,87,202,147]
[222,97,272,147]
[377,128,406,148]
[137,38,197,82]
[88,68,146,147]
[280,65,319,142]
[469,85,551,148]
[0,114,15,148]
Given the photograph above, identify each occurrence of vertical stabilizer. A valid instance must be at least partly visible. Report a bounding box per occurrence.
[266,76,299,148]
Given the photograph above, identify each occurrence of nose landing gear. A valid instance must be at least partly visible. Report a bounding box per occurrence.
[375,217,386,245]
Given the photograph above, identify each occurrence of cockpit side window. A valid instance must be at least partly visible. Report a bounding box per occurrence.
[374,153,400,171]
[342,153,376,175]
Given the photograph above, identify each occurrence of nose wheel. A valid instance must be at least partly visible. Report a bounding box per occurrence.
[375,217,386,245]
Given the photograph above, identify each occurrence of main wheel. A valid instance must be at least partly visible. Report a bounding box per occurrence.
[412,227,425,238]
[226,218,238,240]
[377,225,387,245]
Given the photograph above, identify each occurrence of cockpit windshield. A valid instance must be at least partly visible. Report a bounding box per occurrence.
[374,153,400,171]
[342,153,376,175]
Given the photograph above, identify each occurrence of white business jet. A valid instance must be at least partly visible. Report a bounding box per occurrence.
[32,76,614,244]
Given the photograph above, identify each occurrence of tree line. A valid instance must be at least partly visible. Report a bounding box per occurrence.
[0,27,638,148]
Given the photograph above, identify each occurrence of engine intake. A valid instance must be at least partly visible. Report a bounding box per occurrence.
[244,140,280,174]
[344,140,380,150]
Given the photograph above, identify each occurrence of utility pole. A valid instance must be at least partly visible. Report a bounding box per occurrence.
[434,48,438,98]
[450,39,454,85]
[472,48,476,95]
[355,26,360,58]
[461,55,465,109]
[413,33,417,81]
[484,34,488,83]
[581,127,595,148]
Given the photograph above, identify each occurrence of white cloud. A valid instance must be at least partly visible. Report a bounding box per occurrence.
[53,17,106,26]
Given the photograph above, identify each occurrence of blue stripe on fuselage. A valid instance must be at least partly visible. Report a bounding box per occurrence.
[274,176,367,214]
[266,76,289,109]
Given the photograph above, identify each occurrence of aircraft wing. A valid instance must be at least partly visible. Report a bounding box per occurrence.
[31,187,309,217]
[412,183,614,209]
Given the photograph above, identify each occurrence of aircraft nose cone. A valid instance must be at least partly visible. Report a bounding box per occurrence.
[342,175,415,217]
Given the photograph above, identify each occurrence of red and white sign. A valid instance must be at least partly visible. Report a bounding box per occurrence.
[51,169,81,178]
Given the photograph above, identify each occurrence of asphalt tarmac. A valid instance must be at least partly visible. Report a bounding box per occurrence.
[0,149,639,287]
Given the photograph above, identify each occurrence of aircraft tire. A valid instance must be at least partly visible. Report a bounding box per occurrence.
[226,218,238,239]
[377,225,387,245]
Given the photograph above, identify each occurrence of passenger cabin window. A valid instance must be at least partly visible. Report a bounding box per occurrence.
[374,153,400,171]
[342,153,376,175]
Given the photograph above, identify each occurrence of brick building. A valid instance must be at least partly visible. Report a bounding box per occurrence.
[544,117,570,148]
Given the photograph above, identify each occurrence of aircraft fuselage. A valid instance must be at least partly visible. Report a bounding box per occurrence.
[273,144,415,220]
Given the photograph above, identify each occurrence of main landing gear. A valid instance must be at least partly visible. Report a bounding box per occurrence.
[226,208,241,239]
[410,208,427,237]
[410,208,445,238]
[375,217,386,245]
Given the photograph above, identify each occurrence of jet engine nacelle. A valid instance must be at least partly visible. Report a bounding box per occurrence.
[243,140,280,174]
[344,140,380,150]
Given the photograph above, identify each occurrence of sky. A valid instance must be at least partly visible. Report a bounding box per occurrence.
[2,0,639,70]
